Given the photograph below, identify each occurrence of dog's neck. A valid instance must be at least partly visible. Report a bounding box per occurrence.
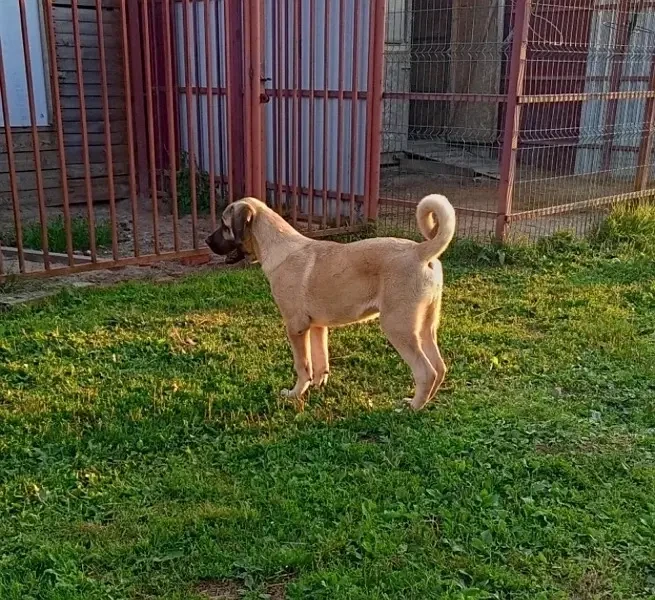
[250,207,304,276]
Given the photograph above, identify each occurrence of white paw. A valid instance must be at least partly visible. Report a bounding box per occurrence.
[280,388,295,399]
[394,398,414,412]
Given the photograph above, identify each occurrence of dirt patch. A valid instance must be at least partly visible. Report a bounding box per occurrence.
[571,568,614,600]
[534,433,634,457]
[196,581,242,600]
[196,577,290,600]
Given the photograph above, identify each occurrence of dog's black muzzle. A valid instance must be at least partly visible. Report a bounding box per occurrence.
[205,232,246,264]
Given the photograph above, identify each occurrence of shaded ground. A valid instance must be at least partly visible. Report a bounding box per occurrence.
[379,165,615,241]
[0,254,240,309]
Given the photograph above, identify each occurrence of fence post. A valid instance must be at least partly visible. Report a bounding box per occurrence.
[243,0,265,200]
[635,55,655,191]
[365,0,386,221]
[226,0,246,200]
[496,0,531,242]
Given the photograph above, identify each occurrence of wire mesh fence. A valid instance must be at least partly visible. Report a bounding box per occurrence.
[378,0,655,242]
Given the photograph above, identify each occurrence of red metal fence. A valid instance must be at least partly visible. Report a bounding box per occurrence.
[1,0,655,281]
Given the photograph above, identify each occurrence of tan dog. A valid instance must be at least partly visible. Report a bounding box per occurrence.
[205,194,456,410]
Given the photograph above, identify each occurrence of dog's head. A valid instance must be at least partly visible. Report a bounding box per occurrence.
[205,200,255,263]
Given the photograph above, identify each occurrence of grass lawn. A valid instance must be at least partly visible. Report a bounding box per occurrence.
[1,209,654,599]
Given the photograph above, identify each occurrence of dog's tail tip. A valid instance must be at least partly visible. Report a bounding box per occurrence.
[416,194,457,261]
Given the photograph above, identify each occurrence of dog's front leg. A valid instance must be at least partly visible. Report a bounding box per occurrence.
[310,326,329,387]
[281,328,313,402]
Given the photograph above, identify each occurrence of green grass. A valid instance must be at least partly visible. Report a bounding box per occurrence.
[2,216,112,253]
[1,209,654,599]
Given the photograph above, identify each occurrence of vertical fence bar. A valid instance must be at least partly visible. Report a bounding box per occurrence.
[364,0,385,221]
[320,0,330,229]
[181,0,198,246]
[284,0,292,213]
[72,0,97,262]
[242,0,253,195]
[0,25,25,272]
[496,0,531,242]
[163,0,180,250]
[223,0,235,203]
[45,0,73,265]
[274,0,283,213]
[213,0,226,205]
[307,0,316,231]
[127,0,149,201]
[248,0,264,200]
[203,0,217,228]
[19,0,50,268]
[224,0,244,202]
[120,0,141,257]
[151,1,165,186]
[95,0,119,260]
[291,0,300,225]
[142,0,161,253]
[297,0,303,219]
[348,0,361,226]
[635,55,655,191]
[192,3,204,174]
[335,0,345,228]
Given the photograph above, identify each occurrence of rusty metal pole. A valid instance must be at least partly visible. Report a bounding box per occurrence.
[224,0,245,202]
[245,0,264,200]
[45,0,74,266]
[19,0,51,268]
[365,0,386,222]
[496,0,531,243]
[0,26,25,273]
[635,54,655,191]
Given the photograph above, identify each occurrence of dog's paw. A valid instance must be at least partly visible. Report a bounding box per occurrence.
[281,387,307,400]
[394,398,414,413]
[311,371,329,388]
[280,388,306,412]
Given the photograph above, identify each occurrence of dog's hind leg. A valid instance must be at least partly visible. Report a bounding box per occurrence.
[281,328,313,401]
[420,302,447,403]
[381,311,437,411]
[310,326,330,387]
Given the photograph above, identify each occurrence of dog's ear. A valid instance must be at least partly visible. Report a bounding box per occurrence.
[232,202,254,245]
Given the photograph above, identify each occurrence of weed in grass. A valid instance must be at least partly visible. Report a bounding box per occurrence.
[176,151,227,216]
[591,201,655,255]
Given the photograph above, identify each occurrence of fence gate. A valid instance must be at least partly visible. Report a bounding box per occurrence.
[0,0,386,282]
[248,0,386,234]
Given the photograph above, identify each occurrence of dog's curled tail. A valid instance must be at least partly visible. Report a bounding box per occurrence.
[416,194,457,262]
